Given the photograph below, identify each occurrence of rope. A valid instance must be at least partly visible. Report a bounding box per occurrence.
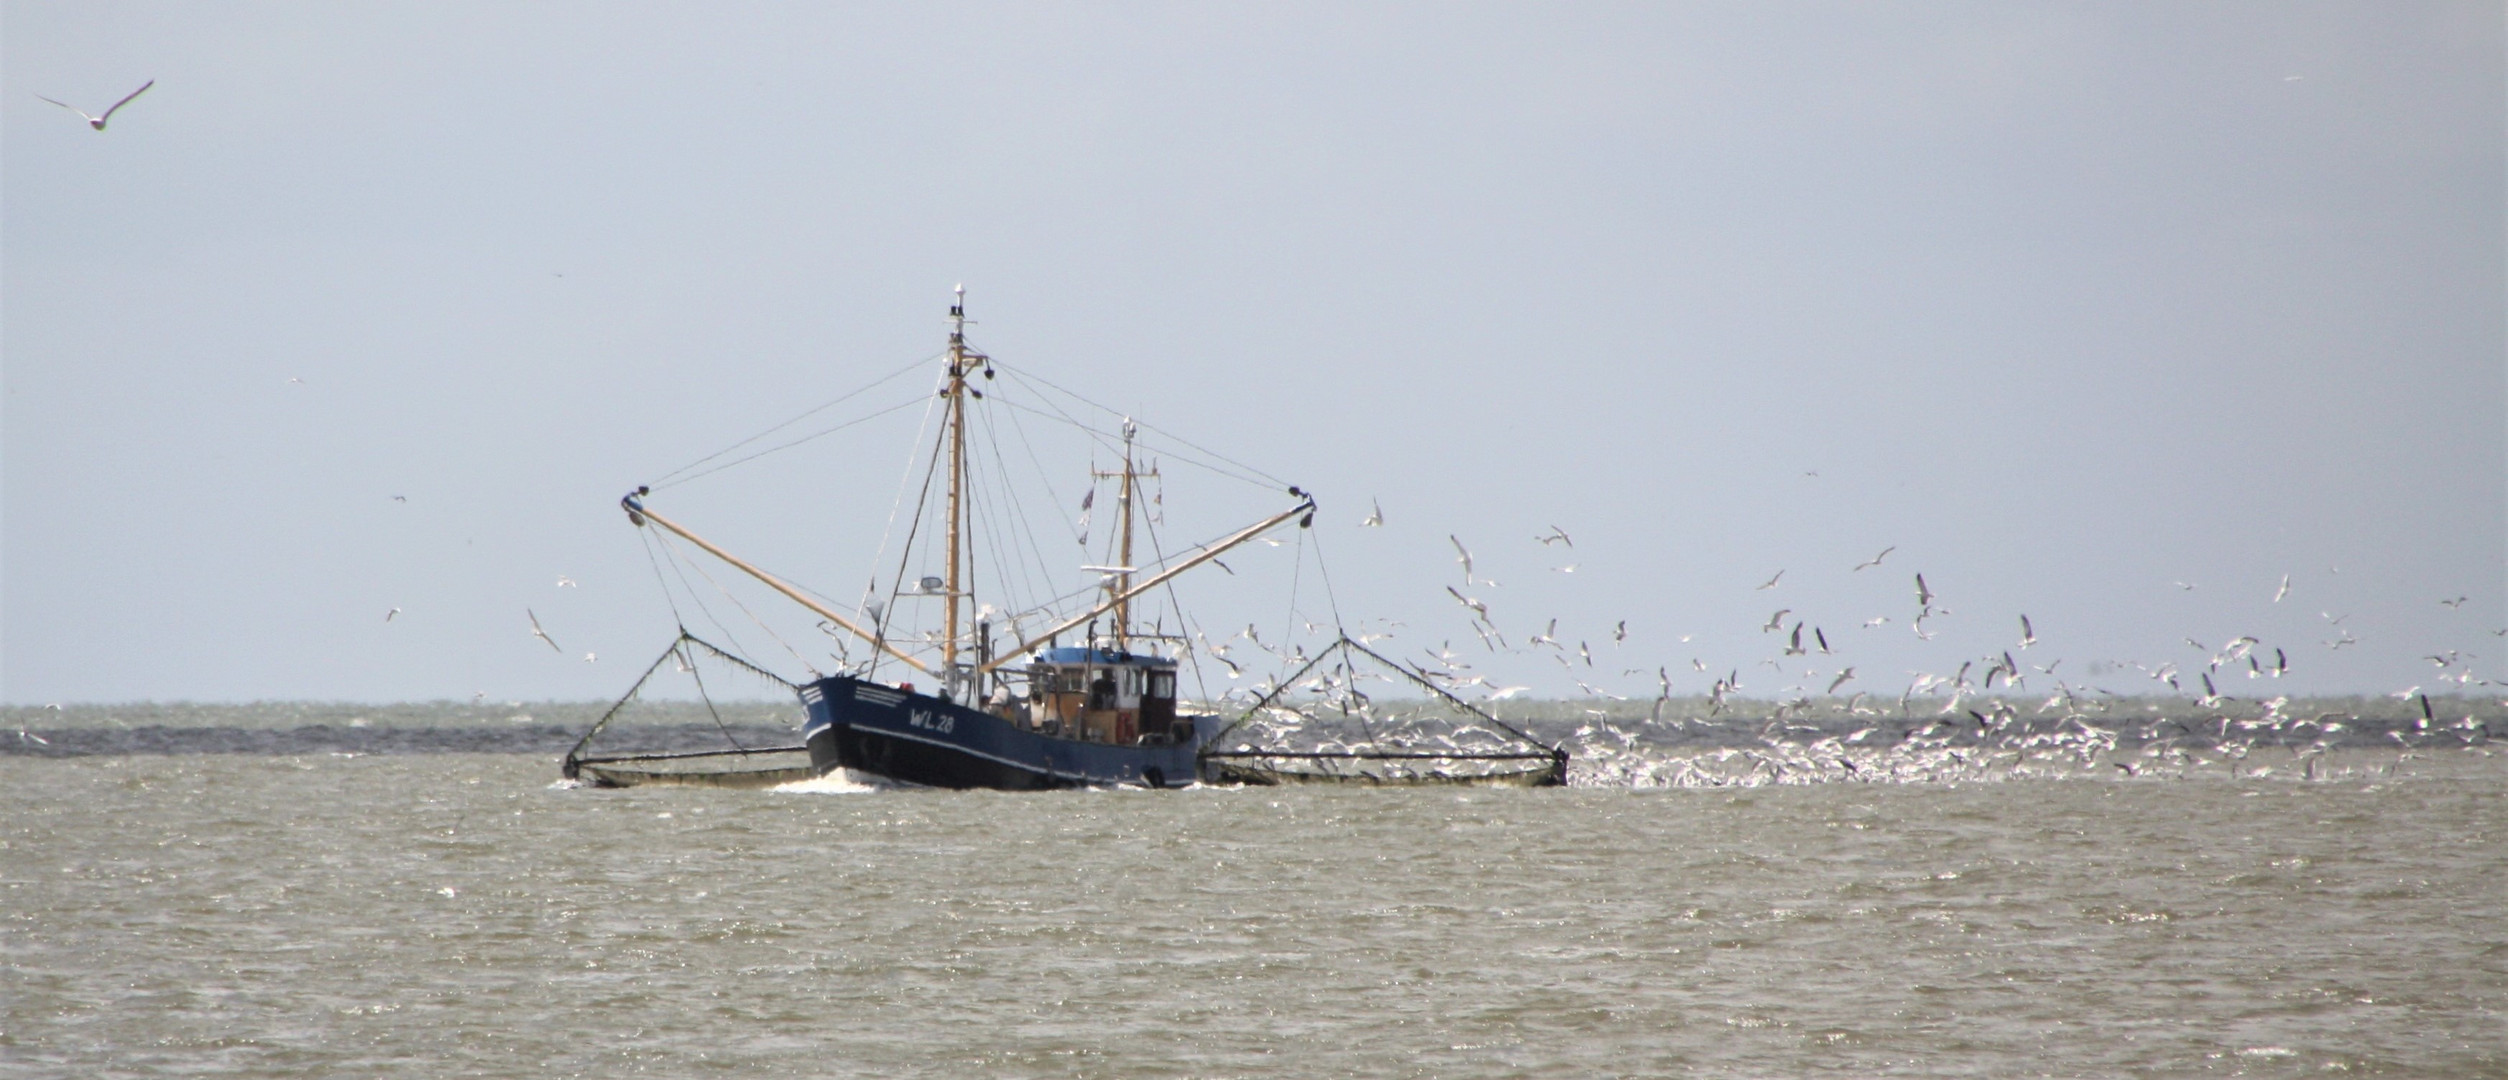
[650,349,940,487]
[990,371,1281,491]
[678,640,748,752]
[654,392,929,490]
[651,530,819,677]
[993,361,1288,489]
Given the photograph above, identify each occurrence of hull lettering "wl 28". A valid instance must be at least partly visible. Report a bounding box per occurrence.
[907,709,955,735]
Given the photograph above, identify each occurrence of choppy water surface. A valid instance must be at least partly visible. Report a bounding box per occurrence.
[4,729,2502,1077]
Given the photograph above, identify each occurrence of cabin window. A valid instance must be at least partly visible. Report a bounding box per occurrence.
[1148,671,1174,699]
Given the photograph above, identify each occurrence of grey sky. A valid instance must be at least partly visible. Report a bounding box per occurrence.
[5,2,2499,704]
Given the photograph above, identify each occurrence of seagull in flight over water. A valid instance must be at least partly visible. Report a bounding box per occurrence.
[38,80,153,130]
[528,609,563,653]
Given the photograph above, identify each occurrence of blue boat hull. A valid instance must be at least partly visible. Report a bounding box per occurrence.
[801,675,1218,789]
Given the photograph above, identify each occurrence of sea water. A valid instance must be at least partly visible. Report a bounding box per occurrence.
[3,713,2501,1077]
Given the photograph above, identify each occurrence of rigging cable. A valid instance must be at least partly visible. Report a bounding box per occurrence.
[870,397,953,682]
[676,639,750,752]
[650,529,821,678]
[978,390,1065,632]
[992,359,1289,489]
[635,525,690,630]
[988,387,1279,493]
[644,529,747,661]
[650,349,940,488]
[1303,518,1351,636]
[653,393,931,491]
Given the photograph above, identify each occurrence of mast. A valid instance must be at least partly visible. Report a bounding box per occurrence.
[1115,423,1135,652]
[943,287,970,675]
[1093,421,1155,655]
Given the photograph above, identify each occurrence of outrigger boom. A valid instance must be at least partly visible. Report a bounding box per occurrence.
[621,491,935,675]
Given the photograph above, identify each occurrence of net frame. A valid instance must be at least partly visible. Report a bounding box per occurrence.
[1200,636,1567,786]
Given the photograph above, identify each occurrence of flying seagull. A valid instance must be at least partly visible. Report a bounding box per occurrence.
[527,609,563,653]
[1853,546,1895,572]
[1756,569,1785,590]
[38,79,153,131]
[1535,525,1572,547]
[2018,614,2036,649]
[1360,499,1384,527]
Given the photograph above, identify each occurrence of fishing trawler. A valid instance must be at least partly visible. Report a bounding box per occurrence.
[603,291,1312,789]
[566,291,1565,790]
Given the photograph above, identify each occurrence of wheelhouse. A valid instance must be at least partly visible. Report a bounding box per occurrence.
[1016,646,1183,746]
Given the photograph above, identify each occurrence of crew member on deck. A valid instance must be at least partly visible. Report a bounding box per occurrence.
[1089,671,1117,711]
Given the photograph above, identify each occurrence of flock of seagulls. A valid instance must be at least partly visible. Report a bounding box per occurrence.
[1203,511,2497,788]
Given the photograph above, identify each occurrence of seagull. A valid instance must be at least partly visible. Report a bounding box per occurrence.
[556,576,577,588]
[385,607,402,622]
[1853,546,1895,572]
[2441,596,2468,609]
[1915,573,1934,608]
[1535,526,1572,547]
[1445,585,1489,620]
[1827,667,1856,694]
[583,652,598,663]
[1814,626,1831,654]
[2174,581,2197,591]
[1360,499,1383,527]
[37,79,153,131]
[528,609,563,652]
[1449,535,1474,581]
[392,495,407,504]
[2018,614,2036,649]
[1756,569,1785,590]
[1613,620,1627,643]
[1762,608,1792,633]
[2273,574,2290,603]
